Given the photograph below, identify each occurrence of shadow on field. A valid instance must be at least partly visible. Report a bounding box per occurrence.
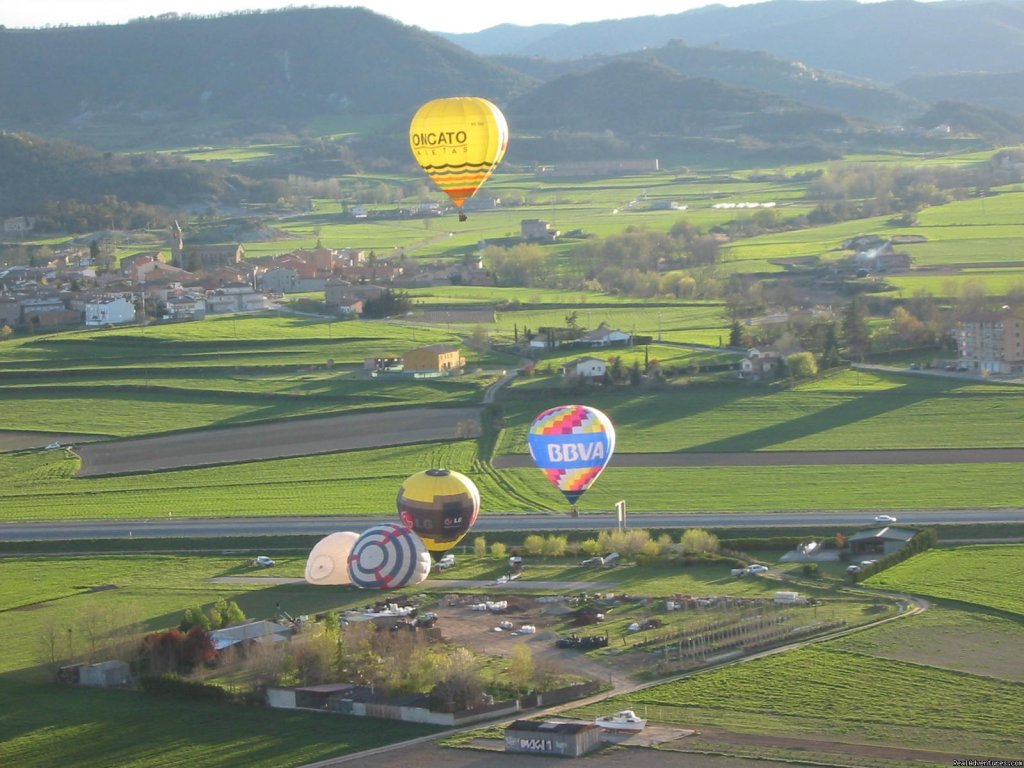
[687,380,966,453]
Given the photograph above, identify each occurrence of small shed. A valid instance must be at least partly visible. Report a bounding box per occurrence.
[79,660,131,687]
[505,720,601,758]
[562,356,607,381]
[848,526,917,556]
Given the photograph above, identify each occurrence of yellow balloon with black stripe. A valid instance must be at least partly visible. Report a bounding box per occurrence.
[397,468,480,557]
[409,97,508,221]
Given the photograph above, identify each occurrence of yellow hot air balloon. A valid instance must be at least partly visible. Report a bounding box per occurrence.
[409,96,508,221]
[397,468,480,557]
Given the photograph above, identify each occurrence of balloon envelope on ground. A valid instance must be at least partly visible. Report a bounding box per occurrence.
[409,97,508,220]
[347,523,431,589]
[304,531,359,585]
[527,404,616,506]
[397,468,480,557]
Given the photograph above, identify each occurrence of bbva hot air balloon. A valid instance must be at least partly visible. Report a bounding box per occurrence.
[397,468,480,557]
[409,96,508,221]
[527,405,615,507]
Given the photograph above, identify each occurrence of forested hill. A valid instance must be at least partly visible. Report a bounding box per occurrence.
[444,0,1024,84]
[0,131,276,224]
[0,8,534,127]
[506,60,848,139]
[497,41,921,124]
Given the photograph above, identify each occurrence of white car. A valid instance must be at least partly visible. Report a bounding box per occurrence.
[874,514,898,523]
[254,555,275,567]
[747,564,769,574]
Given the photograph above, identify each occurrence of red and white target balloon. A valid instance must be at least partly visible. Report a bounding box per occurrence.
[347,524,431,590]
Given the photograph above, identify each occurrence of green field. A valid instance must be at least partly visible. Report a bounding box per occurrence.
[569,644,1023,757]
[0,681,437,768]
[498,369,1024,454]
[831,604,1024,682]
[864,544,1024,616]
[0,315,504,436]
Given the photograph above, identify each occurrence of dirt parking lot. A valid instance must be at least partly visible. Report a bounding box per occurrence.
[431,593,647,690]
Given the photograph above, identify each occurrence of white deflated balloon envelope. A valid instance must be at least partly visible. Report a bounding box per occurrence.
[304,531,359,585]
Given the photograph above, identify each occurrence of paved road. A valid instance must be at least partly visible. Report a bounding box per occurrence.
[2,509,1022,542]
[75,407,482,476]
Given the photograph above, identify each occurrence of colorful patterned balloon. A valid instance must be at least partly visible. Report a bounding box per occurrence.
[347,524,431,590]
[527,404,615,506]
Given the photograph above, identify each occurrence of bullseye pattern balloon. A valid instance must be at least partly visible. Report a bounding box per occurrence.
[397,468,480,557]
[527,404,615,506]
[347,523,431,590]
[409,96,508,221]
[304,531,359,585]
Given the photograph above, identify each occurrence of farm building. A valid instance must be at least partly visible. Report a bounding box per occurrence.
[528,326,580,349]
[739,348,782,380]
[209,620,293,652]
[562,356,607,381]
[848,526,917,556]
[505,720,601,757]
[79,660,131,688]
[577,327,632,347]
[521,218,559,242]
[402,344,465,374]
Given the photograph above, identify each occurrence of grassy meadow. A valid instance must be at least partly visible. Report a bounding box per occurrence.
[498,369,1024,453]
[570,644,1024,756]
[0,682,438,768]
[864,544,1024,616]
[0,314,506,436]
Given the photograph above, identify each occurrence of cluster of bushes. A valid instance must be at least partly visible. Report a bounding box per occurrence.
[139,626,216,676]
[140,674,235,702]
[477,528,739,565]
[180,599,246,632]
